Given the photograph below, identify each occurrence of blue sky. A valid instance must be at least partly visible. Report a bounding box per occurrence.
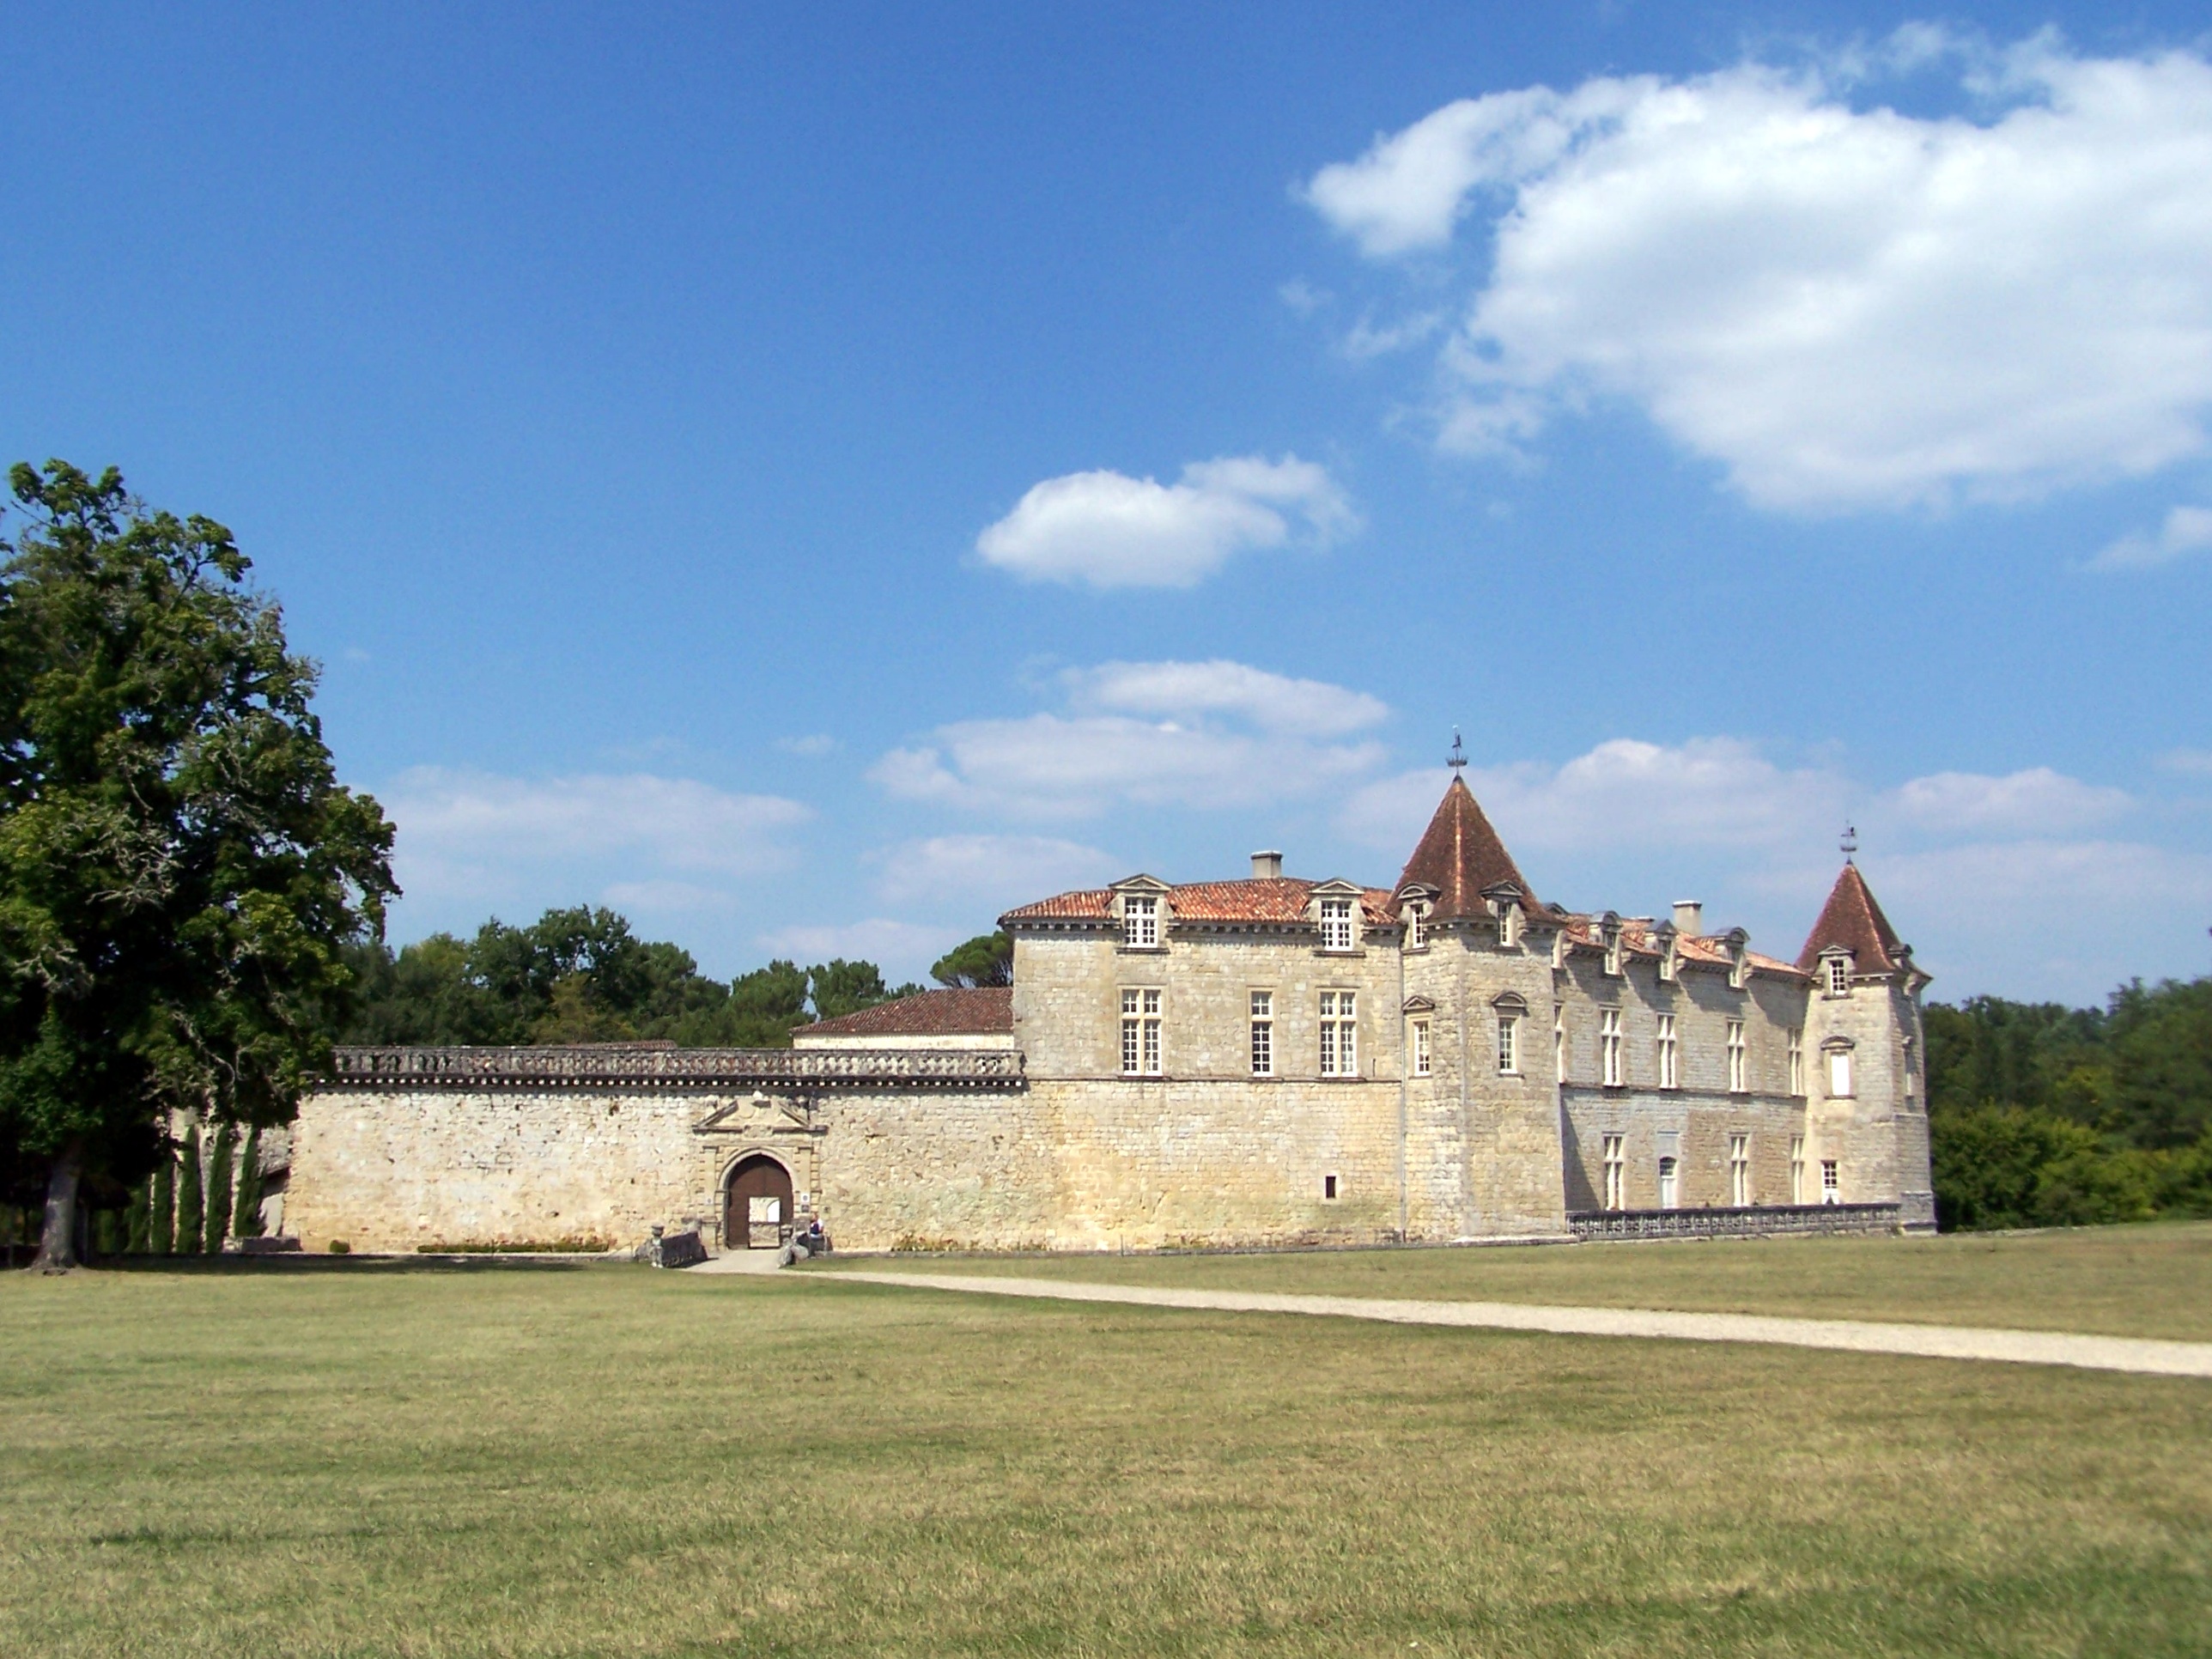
[7,2,2211,1003]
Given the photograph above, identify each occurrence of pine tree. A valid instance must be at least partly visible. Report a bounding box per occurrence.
[152,1156,174,1255]
[204,1125,234,1255]
[125,1181,150,1254]
[177,1125,204,1257]
[233,1127,265,1239]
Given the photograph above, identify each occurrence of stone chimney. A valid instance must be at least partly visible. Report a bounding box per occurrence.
[1673,899,1703,936]
[1252,850,1284,879]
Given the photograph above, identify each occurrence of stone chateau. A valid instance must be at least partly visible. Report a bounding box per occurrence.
[287,775,1936,1254]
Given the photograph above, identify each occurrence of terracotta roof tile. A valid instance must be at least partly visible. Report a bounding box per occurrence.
[798,986,1014,1038]
[1002,878,1394,929]
[1797,863,1906,974]
[1395,776,1539,919]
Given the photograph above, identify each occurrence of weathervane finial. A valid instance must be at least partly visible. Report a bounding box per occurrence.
[1447,729,1468,775]
[1840,822,1858,862]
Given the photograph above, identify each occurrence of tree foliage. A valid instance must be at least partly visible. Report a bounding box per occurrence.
[337,907,923,1048]
[931,931,1012,988]
[1924,977,2212,1230]
[0,461,397,1267]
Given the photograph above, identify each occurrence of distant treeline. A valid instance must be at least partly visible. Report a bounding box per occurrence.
[331,907,1013,1049]
[1925,977,2212,1230]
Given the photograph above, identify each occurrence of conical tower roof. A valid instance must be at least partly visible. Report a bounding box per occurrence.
[1395,775,1535,919]
[1796,861,1905,973]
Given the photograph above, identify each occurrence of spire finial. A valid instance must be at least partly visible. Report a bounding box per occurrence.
[1840,822,1858,862]
[1447,729,1467,775]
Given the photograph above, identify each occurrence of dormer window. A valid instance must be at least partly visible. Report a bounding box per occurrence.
[1407,904,1427,951]
[1319,898,1355,952]
[1826,955,1850,997]
[1498,904,1519,949]
[1123,895,1158,950]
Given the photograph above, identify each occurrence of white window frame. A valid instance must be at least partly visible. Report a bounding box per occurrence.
[1123,894,1158,950]
[1903,1035,1917,1099]
[1788,1027,1804,1097]
[1600,1007,1623,1087]
[1497,1013,1520,1076]
[1729,1133,1751,1206]
[1602,1133,1626,1212]
[1319,990,1358,1077]
[1726,1019,1747,1094]
[1249,991,1273,1078]
[1656,1014,1678,1091]
[1411,1018,1431,1078]
[1826,955,1850,997]
[1821,1159,1840,1204]
[1790,1135,1806,1204]
[1120,988,1162,1076]
[1406,904,1426,951]
[1657,1155,1679,1211]
[1319,898,1355,953]
[1554,1006,1566,1083]
[1826,1043,1854,1098]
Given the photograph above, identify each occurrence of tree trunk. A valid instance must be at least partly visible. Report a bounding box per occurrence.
[29,1139,86,1273]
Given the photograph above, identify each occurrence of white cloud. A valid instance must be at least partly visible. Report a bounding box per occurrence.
[2090,505,2212,569]
[776,733,840,757]
[1886,767,2130,835]
[2159,748,2212,776]
[757,918,963,975]
[1341,738,1847,856]
[871,835,1121,907]
[1065,659,1388,736]
[975,454,1357,588]
[872,659,1389,818]
[1307,36,2212,510]
[382,768,811,906]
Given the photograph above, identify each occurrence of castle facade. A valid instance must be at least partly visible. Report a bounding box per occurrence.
[286,778,1935,1254]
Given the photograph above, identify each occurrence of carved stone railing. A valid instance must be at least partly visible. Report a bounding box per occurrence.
[322,1045,1027,1091]
[1569,1202,1899,1240]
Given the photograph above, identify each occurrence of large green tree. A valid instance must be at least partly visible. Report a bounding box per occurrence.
[931,931,1012,988]
[0,462,397,1270]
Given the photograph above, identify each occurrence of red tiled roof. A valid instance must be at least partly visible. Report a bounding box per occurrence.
[797,986,1014,1038]
[1553,915,1808,981]
[1001,878,1395,928]
[1797,862,1906,974]
[1395,776,1538,919]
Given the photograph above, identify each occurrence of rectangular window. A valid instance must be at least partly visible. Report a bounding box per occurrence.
[1497,1013,1519,1075]
[1123,894,1158,949]
[1790,1135,1806,1204]
[1407,906,1426,950]
[1120,988,1161,1076]
[1826,956,1850,996]
[1788,1027,1805,1097]
[1554,1006,1566,1083]
[1498,905,1519,948]
[1658,1155,1678,1210]
[1656,1014,1678,1090]
[1323,1173,1340,1200]
[1730,1133,1751,1206]
[1249,991,1273,1077]
[1903,1036,1917,1098]
[1600,1008,1623,1087]
[1319,990,1358,1075]
[1827,1047,1853,1097]
[1319,898,1354,952]
[1727,1019,1747,1094]
[1602,1133,1626,1211]
[1412,1018,1431,1078]
[1821,1159,1840,1204]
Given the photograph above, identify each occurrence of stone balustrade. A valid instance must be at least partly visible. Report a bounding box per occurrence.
[324,1044,1027,1091]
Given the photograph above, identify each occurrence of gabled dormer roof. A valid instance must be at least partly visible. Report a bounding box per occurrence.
[1797,862,1906,975]
[1395,775,1537,920]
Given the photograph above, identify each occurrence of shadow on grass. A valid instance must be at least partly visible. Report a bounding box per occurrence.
[64,1254,626,1277]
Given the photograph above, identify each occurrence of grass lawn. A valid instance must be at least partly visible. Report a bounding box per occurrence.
[825,1220,2212,1343]
[3,1258,2209,1657]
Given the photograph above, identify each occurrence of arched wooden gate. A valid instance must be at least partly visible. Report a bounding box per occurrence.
[725,1154,795,1249]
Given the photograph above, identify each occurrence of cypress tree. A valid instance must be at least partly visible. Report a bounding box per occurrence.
[177,1125,204,1257]
[204,1125,234,1255]
[152,1156,175,1255]
[126,1181,150,1254]
[233,1127,265,1239]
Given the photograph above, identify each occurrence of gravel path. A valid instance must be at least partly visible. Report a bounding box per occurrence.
[818,1269,2212,1378]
